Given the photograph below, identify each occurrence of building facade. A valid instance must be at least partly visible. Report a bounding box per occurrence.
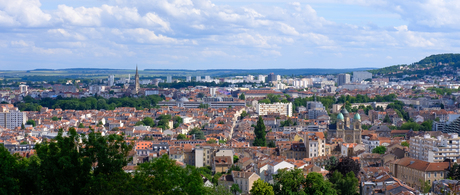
[335,108,362,143]
[256,102,292,117]
[0,104,27,129]
[410,133,460,162]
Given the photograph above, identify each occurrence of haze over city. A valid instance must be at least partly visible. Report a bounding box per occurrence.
[1,0,460,70]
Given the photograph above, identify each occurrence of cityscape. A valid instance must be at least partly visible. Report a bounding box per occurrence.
[2,0,460,195]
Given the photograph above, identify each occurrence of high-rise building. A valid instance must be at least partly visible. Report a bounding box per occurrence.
[267,73,277,82]
[337,74,350,86]
[209,88,217,96]
[135,66,140,94]
[205,76,211,81]
[196,76,201,82]
[167,75,172,83]
[186,76,192,82]
[352,71,372,82]
[108,75,115,86]
[258,75,265,83]
[0,104,27,129]
[410,133,460,162]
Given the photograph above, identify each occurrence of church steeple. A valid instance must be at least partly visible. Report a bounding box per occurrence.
[135,65,140,94]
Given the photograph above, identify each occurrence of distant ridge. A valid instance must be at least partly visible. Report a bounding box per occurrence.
[370,53,460,77]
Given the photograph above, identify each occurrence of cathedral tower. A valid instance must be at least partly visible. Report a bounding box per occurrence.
[135,65,140,94]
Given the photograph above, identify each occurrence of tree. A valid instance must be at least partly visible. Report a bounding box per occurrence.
[211,184,233,195]
[142,117,155,127]
[177,134,187,140]
[420,179,431,195]
[250,179,274,195]
[304,172,337,195]
[189,127,205,140]
[78,123,85,128]
[267,141,276,148]
[199,103,209,109]
[383,115,391,123]
[240,111,249,119]
[272,168,305,194]
[206,139,217,144]
[233,155,239,163]
[134,154,208,195]
[372,146,387,154]
[329,170,359,195]
[239,93,245,100]
[0,145,21,194]
[253,116,266,146]
[26,119,35,127]
[327,157,360,179]
[21,123,25,129]
[135,121,144,126]
[231,184,242,195]
[51,116,59,121]
[401,141,410,147]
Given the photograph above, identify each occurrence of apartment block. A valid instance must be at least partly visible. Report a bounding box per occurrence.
[0,104,27,129]
[410,133,460,162]
[256,102,292,117]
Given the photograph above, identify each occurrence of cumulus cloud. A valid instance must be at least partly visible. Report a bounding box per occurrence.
[0,0,459,69]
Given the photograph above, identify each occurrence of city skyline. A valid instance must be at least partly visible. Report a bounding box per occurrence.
[1,0,460,70]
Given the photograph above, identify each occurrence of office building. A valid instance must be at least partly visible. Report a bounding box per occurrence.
[196,76,201,82]
[0,104,27,129]
[186,76,192,82]
[337,74,350,86]
[267,73,277,82]
[352,71,372,82]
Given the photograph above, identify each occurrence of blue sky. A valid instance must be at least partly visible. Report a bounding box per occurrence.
[1,0,459,70]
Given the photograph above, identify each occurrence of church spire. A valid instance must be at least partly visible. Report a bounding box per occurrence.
[135,64,140,94]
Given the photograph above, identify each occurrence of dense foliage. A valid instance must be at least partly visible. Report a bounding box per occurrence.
[0,128,233,195]
[253,116,267,146]
[15,95,164,111]
[372,146,387,154]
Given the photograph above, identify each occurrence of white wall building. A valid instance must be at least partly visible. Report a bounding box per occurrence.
[410,133,460,162]
[0,105,27,129]
[352,71,372,82]
[256,102,292,117]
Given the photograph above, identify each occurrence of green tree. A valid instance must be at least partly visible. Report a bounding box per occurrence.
[401,141,410,147]
[420,179,431,195]
[135,121,144,126]
[329,171,359,195]
[253,116,266,147]
[51,116,59,121]
[26,119,36,127]
[327,157,360,179]
[231,184,242,195]
[250,179,274,195]
[134,154,207,195]
[233,155,239,163]
[0,145,21,195]
[240,111,249,119]
[239,93,245,100]
[268,141,276,148]
[372,146,387,154]
[78,123,85,128]
[142,117,155,127]
[304,172,337,195]
[189,127,205,140]
[206,139,217,144]
[383,115,391,123]
[272,168,305,194]
[177,134,187,140]
[21,123,25,129]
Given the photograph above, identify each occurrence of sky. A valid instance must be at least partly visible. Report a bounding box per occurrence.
[1,0,460,70]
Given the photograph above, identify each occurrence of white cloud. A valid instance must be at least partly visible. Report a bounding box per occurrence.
[0,0,51,27]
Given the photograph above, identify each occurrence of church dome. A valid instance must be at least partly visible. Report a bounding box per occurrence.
[337,113,344,120]
[354,113,361,120]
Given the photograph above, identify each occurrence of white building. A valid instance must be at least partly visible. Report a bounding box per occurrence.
[352,71,372,82]
[256,102,292,117]
[19,85,28,94]
[186,76,192,82]
[108,75,115,86]
[166,75,172,83]
[337,74,350,86]
[209,88,217,96]
[410,133,460,162]
[0,105,27,129]
[205,76,211,81]
[196,76,201,82]
[258,75,265,83]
